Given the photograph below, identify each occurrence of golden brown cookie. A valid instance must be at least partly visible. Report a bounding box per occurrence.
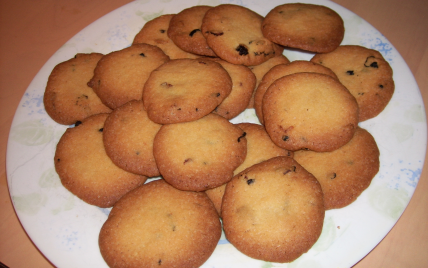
[153,113,247,191]
[54,113,147,208]
[247,54,290,108]
[254,60,338,124]
[201,4,279,66]
[311,45,395,121]
[44,53,111,125]
[205,58,256,119]
[133,14,199,59]
[294,127,380,210]
[99,179,221,268]
[103,100,161,177]
[143,58,232,124]
[263,72,359,152]
[206,123,293,215]
[88,44,170,109]
[167,6,216,57]
[222,156,324,263]
[262,3,344,53]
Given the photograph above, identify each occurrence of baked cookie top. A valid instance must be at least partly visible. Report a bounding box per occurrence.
[44,53,111,125]
[254,60,338,124]
[103,100,162,177]
[143,58,232,124]
[222,156,324,263]
[133,14,199,59]
[206,122,293,215]
[167,6,216,57]
[99,179,221,268]
[294,127,380,210]
[311,45,395,121]
[88,44,170,109]
[263,72,359,152]
[54,113,147,208]
[153,113,247,191]
[262,3,344,53]
[201,4,279,66]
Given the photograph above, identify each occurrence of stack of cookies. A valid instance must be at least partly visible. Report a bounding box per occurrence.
[44,2,393,267]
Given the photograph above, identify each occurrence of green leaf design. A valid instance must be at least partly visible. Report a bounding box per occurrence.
[312,216,337,251]
[368,185,409,220]
[135,10,165,22]
[12,193,47,216]
[39,168,62,189]
[10,120,53,146]
[51,193,75,215]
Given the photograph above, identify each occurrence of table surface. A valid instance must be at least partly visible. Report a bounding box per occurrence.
[1,0,427,267]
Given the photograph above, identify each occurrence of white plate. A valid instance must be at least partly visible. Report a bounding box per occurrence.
[6,0,426,267]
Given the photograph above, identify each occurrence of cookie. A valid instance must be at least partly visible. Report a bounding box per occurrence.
[254,60,338,124]
[167,6,216,57]
[206,123,293,214]
[103,100,162,177]
[247,54,290,108]
[205,58,256,119]
[294,127,380,209]
[44,53,111,125]
[263,72,359,152]
[262,3,344,53]
[143,58,232,124]
[201,4,279,66]
[153,113,247,191]
[99,179,221,268]
[87,44,170,109]
[221,156,324,263]
[54,113,147,208]
[133,14,199,59]
[311,45,395,121]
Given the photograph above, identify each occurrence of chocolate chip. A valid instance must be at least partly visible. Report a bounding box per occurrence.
[283,165,297,175]
[346,70,354,75]
[379,84,384,89]
[140,53,146,57]
[75,121,82,127]
[189,29,200,37]
[98,128,103,132]
[160,29,165,33]
[282,135,289,141]
[331,173,337,179]
[364,56,379,68]
[183,158,192,164]
[237,132,246,142]
[216,93,220,97]
[57,158,60,162]
[208,31,223,36]
[246,178,255,185]
[236,45,248,56]
[196,108,199,112]
[158,259,162,265]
